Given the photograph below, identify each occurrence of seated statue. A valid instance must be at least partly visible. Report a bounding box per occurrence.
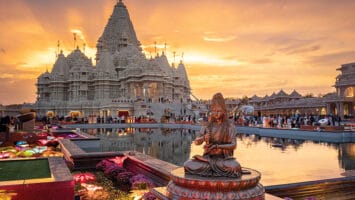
[184,93,242,177]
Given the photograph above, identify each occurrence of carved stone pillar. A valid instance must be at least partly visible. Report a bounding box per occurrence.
[326,103,331,115]
[339,102,344,119]
[335,102,340,116]
[143,82,148,99]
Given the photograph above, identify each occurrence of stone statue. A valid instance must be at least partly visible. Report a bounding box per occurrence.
[153,93,264,199]
[184,93,242,177]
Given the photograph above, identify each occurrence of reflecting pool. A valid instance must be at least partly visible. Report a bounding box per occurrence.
[82,128,355,186]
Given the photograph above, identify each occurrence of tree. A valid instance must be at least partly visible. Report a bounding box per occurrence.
[304,93,314,98]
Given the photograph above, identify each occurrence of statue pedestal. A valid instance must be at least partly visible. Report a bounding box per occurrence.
[152,167,265,200]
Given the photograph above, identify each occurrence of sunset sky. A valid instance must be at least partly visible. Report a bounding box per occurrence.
[1,0,355,105]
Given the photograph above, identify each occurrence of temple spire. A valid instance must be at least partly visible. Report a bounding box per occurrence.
[96,0,140,61]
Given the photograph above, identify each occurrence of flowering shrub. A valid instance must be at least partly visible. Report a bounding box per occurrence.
[96,159,115,171]
[116,171,134,192]
[74,171,130,200]
[73,172,96,184]
[131,174,154,190]
[95,158,156,199]
[104,164,126,179]
[110,156,127,167]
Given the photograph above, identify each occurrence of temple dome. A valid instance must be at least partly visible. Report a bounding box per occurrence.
[37,71,51,84]
[39,71,50,79]
[177,61,188,79]
[150,54,172,77]
[51,51,69,79]
[66,47,92,70]
[113,45,146,69]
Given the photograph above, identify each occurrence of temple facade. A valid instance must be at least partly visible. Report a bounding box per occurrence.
[325,62,355,118]
[35,0,190,120]
[249,89,327,116]
[248,63,354,119]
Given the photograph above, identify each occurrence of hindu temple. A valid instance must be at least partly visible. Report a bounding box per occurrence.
[35,0,191,121]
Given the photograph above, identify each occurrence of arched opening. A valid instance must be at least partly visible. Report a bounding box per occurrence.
[148,82,158,100]
[345,87,354,97]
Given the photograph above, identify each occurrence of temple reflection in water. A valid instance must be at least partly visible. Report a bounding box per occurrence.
[85,128,195,165]
[338,143,355,170]
[84,128,355,184]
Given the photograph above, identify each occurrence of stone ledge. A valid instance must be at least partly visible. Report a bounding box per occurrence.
[151,187,283,200]
[124,151,179,186]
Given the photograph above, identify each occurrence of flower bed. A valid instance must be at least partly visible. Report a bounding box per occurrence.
[0,131,64,160]
[73,157,156,200]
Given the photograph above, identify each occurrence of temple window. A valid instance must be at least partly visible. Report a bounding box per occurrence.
[345,87,354,97]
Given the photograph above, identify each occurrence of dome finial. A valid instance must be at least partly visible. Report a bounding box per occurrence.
[173,51,176,66]
[154,41,157,55]
[56,40,60,58]
[164,42,167,55]
[73,32,77,50]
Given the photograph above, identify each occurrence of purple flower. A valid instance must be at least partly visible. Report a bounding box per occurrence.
[116,172,133,192]
[131,174,154,189]
[96,159,114,171]
[142,192,157,200]
[104,165,126,179]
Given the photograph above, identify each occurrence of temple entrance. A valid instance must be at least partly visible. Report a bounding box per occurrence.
[117,110,129,123]
[118,110,129,117]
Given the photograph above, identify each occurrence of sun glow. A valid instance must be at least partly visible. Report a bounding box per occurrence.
[23,49,57,69]
[182,52,242,67]
[20,28,98,74]
[141,42,242,67]
[70,29,97,63]
[70,29,86,41]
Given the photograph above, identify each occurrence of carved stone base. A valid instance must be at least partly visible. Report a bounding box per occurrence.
[165,167,265,200]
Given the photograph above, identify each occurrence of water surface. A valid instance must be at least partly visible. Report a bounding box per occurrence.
[83,128,355,186]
